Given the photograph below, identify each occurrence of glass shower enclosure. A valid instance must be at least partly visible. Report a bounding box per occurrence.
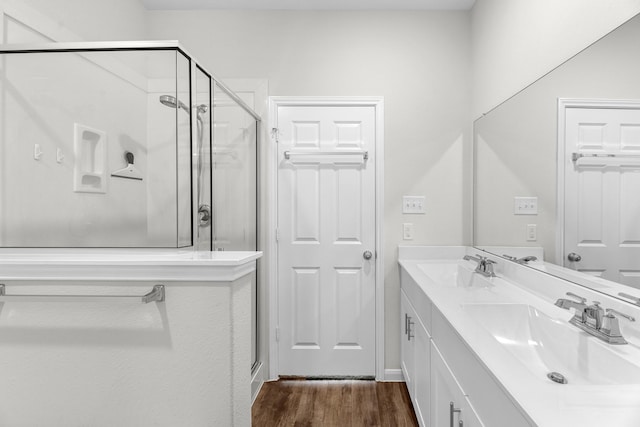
[0,41,259,252]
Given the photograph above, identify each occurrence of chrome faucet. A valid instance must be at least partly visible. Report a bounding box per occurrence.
[516,255,537,264]
[502,254,537,264]
[555,292,635,344]
[554,292,588,314]
[463,254,496,278]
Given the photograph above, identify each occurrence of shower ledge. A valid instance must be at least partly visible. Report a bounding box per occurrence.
[0,249,262,282]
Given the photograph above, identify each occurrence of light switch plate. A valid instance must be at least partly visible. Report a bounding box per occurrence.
[403,223,414,240]
[514,197,538,215]
[403,196,426,214]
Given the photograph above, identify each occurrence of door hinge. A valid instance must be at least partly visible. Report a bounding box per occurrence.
[275,228,279,242]
[275,327,280,342]
[271,127,279,143]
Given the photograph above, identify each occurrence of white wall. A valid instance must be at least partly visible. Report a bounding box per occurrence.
[147,10,472,372]
[471,0,640,118]
[0,0,148,42]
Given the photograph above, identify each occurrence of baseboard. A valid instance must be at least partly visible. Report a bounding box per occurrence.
[251,362,266,404]
[382,368,405,382]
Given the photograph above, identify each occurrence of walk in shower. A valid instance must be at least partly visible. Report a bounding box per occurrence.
[0,41,261,371]
[0,41,259,252]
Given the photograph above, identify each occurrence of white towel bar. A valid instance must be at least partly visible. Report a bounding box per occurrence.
[0,284,165,304]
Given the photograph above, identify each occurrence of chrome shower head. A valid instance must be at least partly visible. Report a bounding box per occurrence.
[159,95,190,113]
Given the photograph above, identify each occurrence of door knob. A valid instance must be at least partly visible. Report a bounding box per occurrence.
[363,250,373,260]
[567,252,582,262]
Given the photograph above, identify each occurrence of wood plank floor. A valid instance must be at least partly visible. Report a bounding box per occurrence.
[252,379,419,426]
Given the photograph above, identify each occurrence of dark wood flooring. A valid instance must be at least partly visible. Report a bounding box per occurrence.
[252,379,419,426]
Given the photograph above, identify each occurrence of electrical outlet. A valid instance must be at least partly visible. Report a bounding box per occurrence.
[403,196,426,214]
[403,223,414,240]
[527,224,537,241]
[514,197,538,215]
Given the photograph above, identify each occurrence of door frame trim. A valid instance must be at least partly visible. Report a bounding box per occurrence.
[267,96,385,380]
[556,98,640,265]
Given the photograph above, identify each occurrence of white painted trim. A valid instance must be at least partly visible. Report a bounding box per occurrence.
[250,361,266,405]
[556,98,567,267]
[383,368,405,382]
[556,98,640,266]
[267,96,385,380]
[267,98,280,380]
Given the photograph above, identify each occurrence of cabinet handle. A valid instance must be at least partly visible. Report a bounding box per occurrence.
[404,313,409,335]
[450,402,461,427]
[407,317,415,341]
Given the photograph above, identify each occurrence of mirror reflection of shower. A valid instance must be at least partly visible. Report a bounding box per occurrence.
[159,95,210,228]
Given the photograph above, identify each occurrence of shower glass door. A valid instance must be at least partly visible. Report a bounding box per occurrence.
[212,82,258,367]
[212,83,257,252]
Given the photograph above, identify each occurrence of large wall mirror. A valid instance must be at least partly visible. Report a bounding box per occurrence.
[474,12,640,303]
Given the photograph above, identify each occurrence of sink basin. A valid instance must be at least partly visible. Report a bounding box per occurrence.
[461,303,640,385]
[418,261,492,288]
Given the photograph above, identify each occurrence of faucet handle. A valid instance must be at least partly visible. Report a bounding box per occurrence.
[566,292,587,304]
[602,308,636,344]
[606,308,636,323]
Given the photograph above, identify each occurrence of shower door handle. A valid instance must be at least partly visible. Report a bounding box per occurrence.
[199,204,211,227]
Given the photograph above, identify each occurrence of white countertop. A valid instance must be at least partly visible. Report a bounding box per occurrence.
[399,252,640,427]
[0,249,262,282]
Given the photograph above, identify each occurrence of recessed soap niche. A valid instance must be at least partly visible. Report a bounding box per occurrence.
[73,123,107,193]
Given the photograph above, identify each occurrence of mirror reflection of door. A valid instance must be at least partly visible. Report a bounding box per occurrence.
[562,100,640,289]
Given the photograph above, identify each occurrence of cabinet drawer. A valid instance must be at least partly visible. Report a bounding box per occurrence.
[431,342,483,427]
[400,267,432,334]
[432,307,532,427]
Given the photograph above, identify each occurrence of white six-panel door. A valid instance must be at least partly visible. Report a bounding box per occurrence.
[276,104,377,376]
[563,102,640,288]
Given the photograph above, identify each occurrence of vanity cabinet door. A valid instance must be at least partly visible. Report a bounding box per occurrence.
[401,289,430,427]
[431,342,484,427]
[400,290,415,395]
[413,318,431,427]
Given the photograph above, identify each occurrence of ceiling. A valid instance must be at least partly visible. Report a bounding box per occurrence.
[141,0,476,11]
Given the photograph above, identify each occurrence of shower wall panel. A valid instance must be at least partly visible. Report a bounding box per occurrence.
[0,49,189,247]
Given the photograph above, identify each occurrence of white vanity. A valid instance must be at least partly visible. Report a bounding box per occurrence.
[0,249,261,427]
[399,246,640,427]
